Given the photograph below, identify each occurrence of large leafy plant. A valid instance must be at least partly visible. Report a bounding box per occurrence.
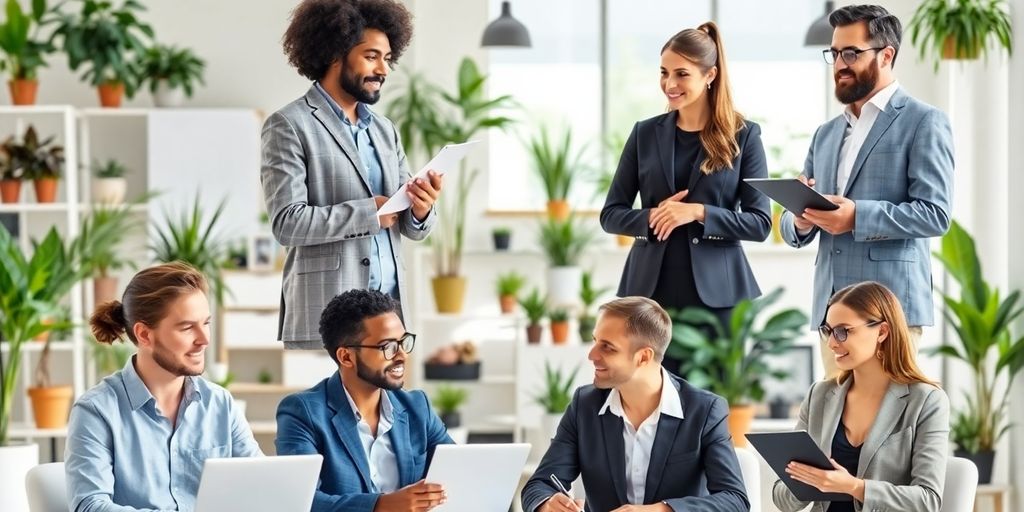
[930,220,1024,453]
[526,125,586,203]
[0,0,59,80]
[537,216,595,268]
[667,287,807,406]
[76,195,151,279]
[533,361,580,414]
[386,57,516,277]
[136,44,205,96]
[150,195,228,304]
[53,0,154,96]
[909,0,1013,70]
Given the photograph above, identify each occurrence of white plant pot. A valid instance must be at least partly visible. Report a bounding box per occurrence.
[0,443,39,512]
[546,266,582,309]
[541,412,563,440]
[152,81,186,108]
[91,177,127,205]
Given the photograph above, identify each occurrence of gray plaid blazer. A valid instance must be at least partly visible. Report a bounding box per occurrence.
[261,84,435,348]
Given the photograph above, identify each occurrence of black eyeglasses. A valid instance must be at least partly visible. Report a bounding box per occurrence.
[344,332,416,360]
[819,321,882,343]
[822,47,886,65]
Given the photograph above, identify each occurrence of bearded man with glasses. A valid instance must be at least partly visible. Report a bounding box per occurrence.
[276,289,452,512]
[779,4,954,377]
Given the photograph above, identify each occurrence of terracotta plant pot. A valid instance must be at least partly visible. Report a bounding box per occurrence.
[8,79,38,105]
[526,324,543,344]
[0,179,21,203]
[942,36,981,60]
[33,178,58,203]
[97,81,125,108]
[27,385,74,428]
[499,294,517,314]
[94,276,119,305]
[550,321,570,344]
[546,199,570,221]
[728,404,756,447]
[432,276,467,314]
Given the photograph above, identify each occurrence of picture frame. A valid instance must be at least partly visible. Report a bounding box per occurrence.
[248,233,276,271]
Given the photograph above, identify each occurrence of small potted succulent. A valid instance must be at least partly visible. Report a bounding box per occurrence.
[1,126,64,203]
[519,287,547,344]
[495,271,526,314]
[136,44,206,107]
[549,308,570,345]
[92,158,128,205]
[492,226,512,251]
[433,384,469,429]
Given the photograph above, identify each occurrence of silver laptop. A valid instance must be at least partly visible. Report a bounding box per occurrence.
[425,444,531,512]
[195,454,323,512]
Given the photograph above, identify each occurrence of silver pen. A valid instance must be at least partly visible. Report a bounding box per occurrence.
[549,474,582,512]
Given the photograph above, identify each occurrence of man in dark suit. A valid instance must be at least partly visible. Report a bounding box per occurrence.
[276,289,451,512]
[521,297,749,512]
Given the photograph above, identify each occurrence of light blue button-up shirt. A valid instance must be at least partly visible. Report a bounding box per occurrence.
[65,356,262,512]
[341,385,400,494]
[315,82,402,297]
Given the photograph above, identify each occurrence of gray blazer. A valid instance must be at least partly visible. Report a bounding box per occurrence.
[780,87,954,328]
[261,84,436,347]
[772,378,950,512]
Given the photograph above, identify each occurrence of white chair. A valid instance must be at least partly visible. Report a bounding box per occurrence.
[25,462,66,512]
[735,447,761,512]
[941,457,978,512]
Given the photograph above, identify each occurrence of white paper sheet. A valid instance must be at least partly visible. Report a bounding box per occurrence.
[377,140,480,215]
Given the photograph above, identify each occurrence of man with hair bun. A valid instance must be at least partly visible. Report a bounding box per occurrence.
[65,262,261,512]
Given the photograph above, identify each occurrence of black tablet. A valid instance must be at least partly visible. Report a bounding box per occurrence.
[746,430,853,502]
[744,178,839,214]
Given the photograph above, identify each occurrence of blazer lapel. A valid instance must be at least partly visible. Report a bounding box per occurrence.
[843,90,906,195]
[327,374,374,490]
[857,382,910,476]
[386,392,415,485]
[656,112,678,193]
[644,414,682,502]
[304,85,373,195]
[600,412,629,504]
[820,378,852,457]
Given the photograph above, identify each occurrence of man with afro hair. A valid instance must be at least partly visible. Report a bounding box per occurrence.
[262,0,444,351]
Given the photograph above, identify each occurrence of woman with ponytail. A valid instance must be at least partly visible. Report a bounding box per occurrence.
[66,262,262,511]
[600,21,771,375]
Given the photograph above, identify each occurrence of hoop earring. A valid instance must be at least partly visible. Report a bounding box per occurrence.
[876,349,884,360]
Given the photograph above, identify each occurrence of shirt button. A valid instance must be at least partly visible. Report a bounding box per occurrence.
[692,237,699,245]
[361,257,370,266]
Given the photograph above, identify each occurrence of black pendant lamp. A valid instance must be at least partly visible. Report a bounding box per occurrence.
[804,1,835,46]
[481,1,531,48]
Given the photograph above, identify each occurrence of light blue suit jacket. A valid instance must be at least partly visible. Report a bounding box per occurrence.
[275,373,453,512]
[780,87,954,328]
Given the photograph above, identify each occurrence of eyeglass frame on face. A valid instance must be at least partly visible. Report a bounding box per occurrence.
[822,46,887,66]
[342,332,416,360]
[818,320,883,343]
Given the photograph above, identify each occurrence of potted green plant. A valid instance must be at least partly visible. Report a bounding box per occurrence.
[578,271,611,342]
[432,384,469,428]
[150,195,229,305]
[538,216,595,308]
[519,287,547,344]
[549,308,570,345]
[0,226,84,506]
[91,336,134,378]
[532,361,580,438]
[1,125,64,203]
[27,311,74,429]
[526,125,587,221]
[0,0,59,105]
[92,158,128,205]
[0,143,25,203]
[909,0,1013,70]
[492,226,512,251]
[77,198,149,305]
[495,270,526,314]
[386,57,516,314]
[928,220,1024,483]
[136,44,205,107]
[53,0,154,107]
[668,287,807,446]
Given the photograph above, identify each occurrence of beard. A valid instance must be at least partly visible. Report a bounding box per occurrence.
[152,338,204,377]
[834,59,879,105]
[340,67,385,104]
[355,356,405,391]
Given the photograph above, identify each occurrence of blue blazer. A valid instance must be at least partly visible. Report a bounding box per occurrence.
[275,372,453,512]
[780,87,954,328]
[600,111,771,308]
[521,373,749,512]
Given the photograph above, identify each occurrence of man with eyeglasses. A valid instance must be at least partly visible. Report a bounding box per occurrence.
[276,289,452,512]
[779,4,954,376]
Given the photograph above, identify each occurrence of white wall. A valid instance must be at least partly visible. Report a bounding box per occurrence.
[1008,0,1024,507]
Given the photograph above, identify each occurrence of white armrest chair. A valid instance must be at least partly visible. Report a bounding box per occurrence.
[941,457,978,512]
[735,447,761,512]
[25,462,67,512]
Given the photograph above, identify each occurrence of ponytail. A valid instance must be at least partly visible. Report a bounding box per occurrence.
[91,300,128,344]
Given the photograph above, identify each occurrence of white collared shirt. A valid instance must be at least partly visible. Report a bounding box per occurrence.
[836,80,900,195]
[342,385,400,493]
[598,368,685,505]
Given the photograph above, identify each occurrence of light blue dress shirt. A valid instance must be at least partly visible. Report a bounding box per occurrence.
[314,82,405,297]
[65,356,262,512]
[341,385,400,494]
